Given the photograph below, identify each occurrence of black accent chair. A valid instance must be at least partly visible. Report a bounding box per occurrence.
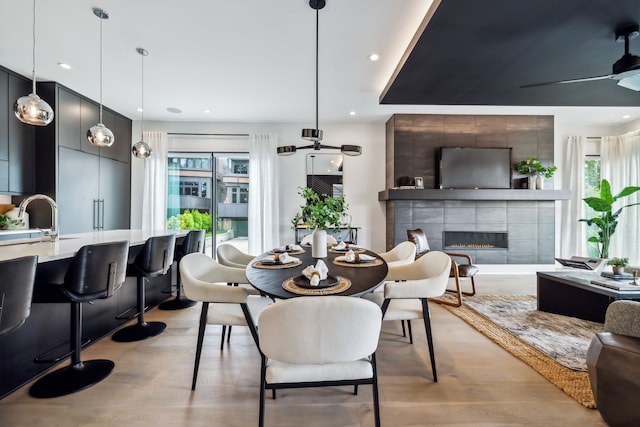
[158,229,205,311]
[112,234,176,342]
[0,256,38,337]
[29,241,129,398]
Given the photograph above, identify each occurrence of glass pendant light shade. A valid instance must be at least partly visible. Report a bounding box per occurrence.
[15,93,54,126]
[15,0,54,126]
[132,141,152,159]
[88,8,114,147]
[87,123,114,147]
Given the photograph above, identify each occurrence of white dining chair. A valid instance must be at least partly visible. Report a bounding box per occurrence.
[258,296,382,427]
[217,243,255,269]
[180,253,272,390]
[363,250,451,382]
[378,241,416,267]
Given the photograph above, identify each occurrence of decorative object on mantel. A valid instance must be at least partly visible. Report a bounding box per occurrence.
[291,186,349,258]
[515,157,557,190]
[580,179,640,258]
[14,0,54,126]
[607,257,629,275]
[276,0,361,157]
[132,47,152,159]
[87,7,115,148]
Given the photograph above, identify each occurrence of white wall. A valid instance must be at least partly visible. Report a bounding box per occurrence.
[130,120,387,252]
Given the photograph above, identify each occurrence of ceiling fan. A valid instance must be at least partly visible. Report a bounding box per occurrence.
[521,24,640,91]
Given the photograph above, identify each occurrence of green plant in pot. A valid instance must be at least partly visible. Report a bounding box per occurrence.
[580,179,640,259]
[515,157,557,189]
[0,213,23,230]
[607,257,629,275]
[292,187,349,257]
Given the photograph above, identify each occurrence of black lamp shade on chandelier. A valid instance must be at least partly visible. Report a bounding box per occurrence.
[14,0,54,126]
[132,47,152,159]
[87,7,114,148]
[276,0,362,157]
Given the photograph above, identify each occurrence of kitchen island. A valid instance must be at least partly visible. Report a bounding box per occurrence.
[0,229,187,399]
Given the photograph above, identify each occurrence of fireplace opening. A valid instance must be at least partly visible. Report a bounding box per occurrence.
[443,231,508,250]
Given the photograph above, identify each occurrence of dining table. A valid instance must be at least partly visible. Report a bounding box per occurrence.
[245,244,388,300]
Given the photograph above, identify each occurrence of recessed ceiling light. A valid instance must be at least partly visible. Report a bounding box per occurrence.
[203,109,211,114]
[349,111,356,116]
[166,107,182,114]
[136,107,143,112]
[622,114,631,119]
[369,53,379,61]
[58,62,71,70]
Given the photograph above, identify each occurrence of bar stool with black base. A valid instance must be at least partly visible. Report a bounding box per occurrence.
[0,256,38,337]
[112,234,176,342]
[29,241,129,398]
[158,229,205,311]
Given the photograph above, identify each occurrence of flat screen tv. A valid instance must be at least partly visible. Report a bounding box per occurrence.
[439,147,512,189]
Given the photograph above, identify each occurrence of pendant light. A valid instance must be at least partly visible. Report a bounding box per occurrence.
[276,0,362,156]
[14,0,54,126]
[132,47,152,159]
[87,7,114,147]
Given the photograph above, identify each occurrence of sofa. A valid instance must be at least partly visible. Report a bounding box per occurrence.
[586,300,640,427]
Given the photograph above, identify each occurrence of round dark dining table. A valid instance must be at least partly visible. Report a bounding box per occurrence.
[245,246,388,300]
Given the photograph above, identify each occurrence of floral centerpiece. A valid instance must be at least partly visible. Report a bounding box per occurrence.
[291,187,349,257]
[515,157,557,189]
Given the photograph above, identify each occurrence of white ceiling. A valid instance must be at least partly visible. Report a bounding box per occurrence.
[1,0,639,127]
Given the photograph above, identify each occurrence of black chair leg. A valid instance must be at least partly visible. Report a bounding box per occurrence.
[192,302,209,390]
[421,299,437,382]
[407,320,413,344]
[259,359,267,427]
[354,385,358,395]
[401,320,406,337]
[30,302,115,398]
[112,276,167,342]
[220,325,227,350]
[372,354,381,427]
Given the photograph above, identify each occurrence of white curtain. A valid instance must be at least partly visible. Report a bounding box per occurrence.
[141,131,168,232]
[248,134,280,254]
[601,131,640,263]
[559,136,587,257]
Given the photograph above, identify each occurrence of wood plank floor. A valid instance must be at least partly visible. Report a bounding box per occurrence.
[0,274,606,426]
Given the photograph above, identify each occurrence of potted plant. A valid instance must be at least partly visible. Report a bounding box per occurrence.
[580,179,640,259]
[292,187,349,258]
[0,213,22,230]
[607,257,629,275]
[515,157,557,190]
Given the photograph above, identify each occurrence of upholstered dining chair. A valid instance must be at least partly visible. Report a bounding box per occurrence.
[180,252,272,390]
[378,241,416,267]
[258,296,382,427]
[217,243,255,269]
[406,228,478,307]
[364,250,451,382]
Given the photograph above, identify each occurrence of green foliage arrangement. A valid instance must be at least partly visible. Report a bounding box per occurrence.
[0,213,22,230]
[607,257,629,267]
[515,157,557,178]
[291,187,349,232]
[580,179,640,258]
[166,209,214,234]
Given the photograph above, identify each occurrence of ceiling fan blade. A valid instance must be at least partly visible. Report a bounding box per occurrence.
[520,74,614,88]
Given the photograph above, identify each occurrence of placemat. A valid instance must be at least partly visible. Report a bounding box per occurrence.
[332,258,383,268]
[282,276,352,295]
[252,260,303,269]
[267,249,305,255]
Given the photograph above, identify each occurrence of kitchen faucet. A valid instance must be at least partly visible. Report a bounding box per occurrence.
[17,194,58,241]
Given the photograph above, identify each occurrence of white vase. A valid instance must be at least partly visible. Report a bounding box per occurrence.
[312,228,328,258]
[536,175,544,190]
[528,176,537,190]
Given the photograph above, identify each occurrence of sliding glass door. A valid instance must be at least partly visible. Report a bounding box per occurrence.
[167,151,249,257]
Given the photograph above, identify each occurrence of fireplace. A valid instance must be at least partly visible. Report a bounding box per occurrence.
[443,231,508,250]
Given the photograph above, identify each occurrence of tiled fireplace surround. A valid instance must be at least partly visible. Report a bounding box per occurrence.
[382,114,565,264]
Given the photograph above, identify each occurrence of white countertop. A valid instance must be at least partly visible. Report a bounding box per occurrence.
[0,229,188,263]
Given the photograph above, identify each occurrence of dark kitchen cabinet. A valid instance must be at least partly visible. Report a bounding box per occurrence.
[33,82,131,234]
[0,66,36,195]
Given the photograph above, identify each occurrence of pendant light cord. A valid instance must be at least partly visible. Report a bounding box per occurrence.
[31,0,37,94]
[314,5,319,130]
[98,14,104,124]
[140,51,145,137]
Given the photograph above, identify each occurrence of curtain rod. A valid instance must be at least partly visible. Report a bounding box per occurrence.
[167,132,249,137]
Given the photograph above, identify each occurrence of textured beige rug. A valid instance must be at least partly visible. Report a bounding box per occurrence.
[441,294,599,408]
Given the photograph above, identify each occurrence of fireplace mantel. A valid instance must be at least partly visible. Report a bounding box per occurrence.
[378,189,570,202]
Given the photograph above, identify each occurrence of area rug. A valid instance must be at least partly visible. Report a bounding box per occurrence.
[441,294,602,408]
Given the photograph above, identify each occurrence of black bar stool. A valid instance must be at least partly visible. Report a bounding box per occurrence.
[29,241,129,398]
[0,256,38,337]
[112,234,176,342]
[158,229,205,310]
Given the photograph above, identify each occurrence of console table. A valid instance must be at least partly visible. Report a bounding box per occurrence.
[537,271,640,322]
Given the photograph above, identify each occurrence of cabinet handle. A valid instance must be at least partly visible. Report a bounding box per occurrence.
[93,199,99,230]
[100,199,105,230]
